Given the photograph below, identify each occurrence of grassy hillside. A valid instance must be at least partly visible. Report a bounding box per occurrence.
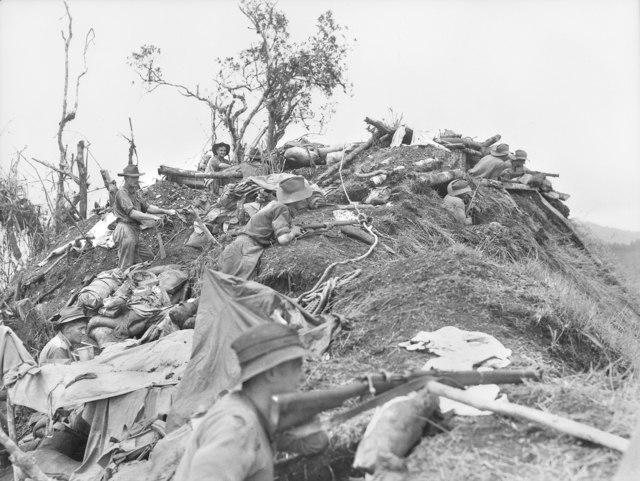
[4,144,640,481]
[574,220,640,245]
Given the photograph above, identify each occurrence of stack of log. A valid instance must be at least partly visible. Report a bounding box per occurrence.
[434,131,502,161]
[158,165,245,189]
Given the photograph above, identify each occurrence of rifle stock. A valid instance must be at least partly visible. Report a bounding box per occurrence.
[271,368,540,432]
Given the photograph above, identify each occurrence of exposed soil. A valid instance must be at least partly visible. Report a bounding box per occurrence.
[4,144,639,481]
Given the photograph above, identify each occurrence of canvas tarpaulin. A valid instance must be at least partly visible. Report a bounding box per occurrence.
[3,329,193,415]
[166,269,320,432]
[70,385,175,481]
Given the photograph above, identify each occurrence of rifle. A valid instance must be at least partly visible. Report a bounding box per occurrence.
[270,368,540,432]
[528,171,559,178]
[464,182,481,217]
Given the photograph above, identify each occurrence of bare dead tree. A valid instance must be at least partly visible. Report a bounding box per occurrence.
[120,117,139,166]
[45,1,95,231]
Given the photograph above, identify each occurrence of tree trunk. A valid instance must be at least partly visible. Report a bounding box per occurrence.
[75,140,87,219]
[158,165,243,179]
[100,170,118,207]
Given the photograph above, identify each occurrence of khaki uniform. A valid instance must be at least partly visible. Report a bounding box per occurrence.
[174,393,274,481]
[205,155,232,194]
[113,186,154,270]
[39,332,73,364]
[468,154,508,179]
[443,195,471,225]
[219,201,292,280]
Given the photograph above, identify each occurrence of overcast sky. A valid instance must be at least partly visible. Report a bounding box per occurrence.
[1,0,639,230]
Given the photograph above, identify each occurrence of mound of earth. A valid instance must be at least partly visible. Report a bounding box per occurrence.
[3,140,639,481]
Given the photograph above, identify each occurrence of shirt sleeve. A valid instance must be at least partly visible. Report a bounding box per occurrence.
[186,414,258,481]
[115,190,135,216]
[270,203,292,239]
[444,196,470,225]
[39,347,71,364]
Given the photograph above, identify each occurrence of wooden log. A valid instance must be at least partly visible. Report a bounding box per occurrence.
[462,148,483,157]
[414,169,464,187]
[364,117,394,135]
[100,169,118,207]
[0,411,53,481]
[413,158,443,172]
[481,134,501,148]
[190,207,222,247]
[156,231,167,259]
[166,176,207,189]
[426,380,630,452]
[35,279,65,304]
[158,165,243,179]
[75,141,88,219]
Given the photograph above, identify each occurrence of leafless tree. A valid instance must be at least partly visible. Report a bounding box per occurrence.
[33,1,94,231]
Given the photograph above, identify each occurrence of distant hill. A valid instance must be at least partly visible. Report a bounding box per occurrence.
[572,219,640,245]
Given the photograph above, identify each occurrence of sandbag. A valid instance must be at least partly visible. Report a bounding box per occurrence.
[77,270,124,310]
[353,391,439,474]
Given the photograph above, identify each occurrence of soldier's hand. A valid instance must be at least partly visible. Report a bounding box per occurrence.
[166,209,177,216]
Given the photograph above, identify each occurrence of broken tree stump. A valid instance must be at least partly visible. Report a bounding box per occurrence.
[75,140,88,219]
[100,169,118,207]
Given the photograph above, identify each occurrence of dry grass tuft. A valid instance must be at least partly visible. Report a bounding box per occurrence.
[404,370,639,481]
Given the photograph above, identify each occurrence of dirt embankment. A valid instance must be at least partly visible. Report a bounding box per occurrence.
[4,143,640,481]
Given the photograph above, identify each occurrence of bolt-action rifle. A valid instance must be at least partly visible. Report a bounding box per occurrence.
[270,368,540,432]
[528,171,559,178]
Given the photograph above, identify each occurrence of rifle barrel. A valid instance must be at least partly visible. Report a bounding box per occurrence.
[271,368,540,431]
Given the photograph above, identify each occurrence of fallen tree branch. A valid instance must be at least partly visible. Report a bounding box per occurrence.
[426,380,630,453]
[190,207,222,247]
[31,157,80,185]
[35,278,66,304]
[24,251,69,287]
[0,424,53,481]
